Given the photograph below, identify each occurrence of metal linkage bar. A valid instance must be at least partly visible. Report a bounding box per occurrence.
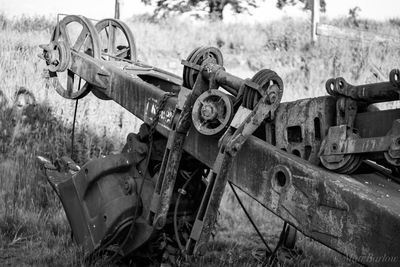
[326,76,400,103]
[186,70,283,255]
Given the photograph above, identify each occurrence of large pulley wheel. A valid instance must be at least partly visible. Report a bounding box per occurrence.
[92,18,137,100]
[245,69,284,110]
[320,133,362,174]
[183,46,223,89]
[192,89,233,136]
[44,15,101,99]
[95,18,137,61]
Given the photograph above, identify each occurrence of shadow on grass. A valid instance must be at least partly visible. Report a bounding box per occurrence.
[0,98,116,266]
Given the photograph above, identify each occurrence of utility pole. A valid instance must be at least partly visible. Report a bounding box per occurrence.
[311,0,320,43]
[115,0,120,19]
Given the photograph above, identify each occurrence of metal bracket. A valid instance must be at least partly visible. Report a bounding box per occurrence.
[181,59,201,71]
[148,61,211,228]
[186,84,281,256]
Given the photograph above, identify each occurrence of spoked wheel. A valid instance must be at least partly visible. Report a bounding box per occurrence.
[182,46,223,89]
[95,18,137,61]
[41,15,101,99]
[91,18,137,100]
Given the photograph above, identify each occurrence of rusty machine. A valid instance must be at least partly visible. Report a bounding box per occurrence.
[37,15,400,266]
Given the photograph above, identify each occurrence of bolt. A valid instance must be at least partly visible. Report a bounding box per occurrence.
[268,92,277,104]
[201,102,218,120]
[124,181,131,195]
[331,143,338,151]
[202,105,214,118]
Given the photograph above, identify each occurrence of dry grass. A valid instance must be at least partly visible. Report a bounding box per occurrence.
[1,12,399,266]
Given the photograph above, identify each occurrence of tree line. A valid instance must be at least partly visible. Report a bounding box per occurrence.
[141,0,326,20]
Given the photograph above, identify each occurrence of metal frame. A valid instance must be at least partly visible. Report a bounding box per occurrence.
[38,15,400,266]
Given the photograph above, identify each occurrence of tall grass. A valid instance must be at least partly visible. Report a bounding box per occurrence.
[1,13,399,265]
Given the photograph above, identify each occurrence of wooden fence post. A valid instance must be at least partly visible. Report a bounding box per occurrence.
[115,0,120,19]
[311,0,320,43]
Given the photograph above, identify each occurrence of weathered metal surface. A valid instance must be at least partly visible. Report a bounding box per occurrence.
[273,96,336,164]
[39,132,158,257]
[184,129,400,265]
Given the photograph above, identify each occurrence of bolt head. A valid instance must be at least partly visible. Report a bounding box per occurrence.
[201,102,218,120]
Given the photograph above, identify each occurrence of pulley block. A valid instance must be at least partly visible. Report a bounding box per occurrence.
[244,69,284,110]
[320,130,362,174]
[39,40,71,72]
[182,46,223,89]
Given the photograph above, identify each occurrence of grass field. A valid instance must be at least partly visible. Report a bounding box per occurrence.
[1,12,400,266]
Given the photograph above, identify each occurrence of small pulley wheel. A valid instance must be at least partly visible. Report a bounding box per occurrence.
[183,46,223,89]
[192,89,233,136]
[95,18,137,61]
[244,69,283,110]
[45,15,101,99]
[39,40,71,72]
[320,132,362,174]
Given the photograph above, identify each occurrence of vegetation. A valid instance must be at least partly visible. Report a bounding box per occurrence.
[1,12,400,266]
[142,0,328,20]
[276,0,326,12]
[141,0,259,20]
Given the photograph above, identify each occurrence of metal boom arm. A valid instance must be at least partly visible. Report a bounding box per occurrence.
[38,15,400,266]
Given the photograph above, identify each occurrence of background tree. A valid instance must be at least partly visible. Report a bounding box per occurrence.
[141,0,258,20]
[142,0,327,20]
[276,0,326,12]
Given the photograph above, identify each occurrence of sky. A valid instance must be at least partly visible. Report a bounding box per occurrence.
[0,0,400,22]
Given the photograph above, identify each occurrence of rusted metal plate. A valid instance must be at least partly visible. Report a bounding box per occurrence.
[273,96,336,164]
